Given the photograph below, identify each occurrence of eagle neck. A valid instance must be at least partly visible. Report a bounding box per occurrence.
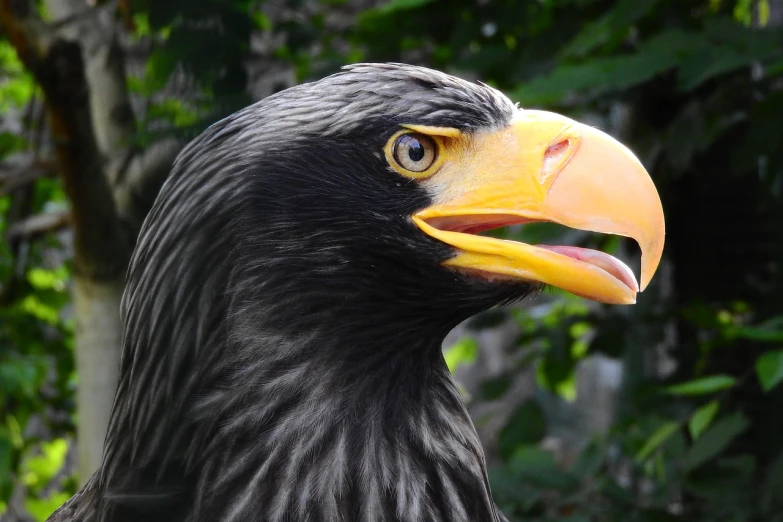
[196,331,502,522]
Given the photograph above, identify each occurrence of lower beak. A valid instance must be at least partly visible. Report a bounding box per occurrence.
[413,110,665,305]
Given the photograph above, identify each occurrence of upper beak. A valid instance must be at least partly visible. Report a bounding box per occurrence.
[412,110,665,305]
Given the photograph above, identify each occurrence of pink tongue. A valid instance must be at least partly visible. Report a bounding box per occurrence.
[538,245,639,292]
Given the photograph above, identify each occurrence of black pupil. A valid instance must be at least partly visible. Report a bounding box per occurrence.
[408,140,425,162]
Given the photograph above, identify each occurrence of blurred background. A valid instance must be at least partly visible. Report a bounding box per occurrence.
[1,0,782,520]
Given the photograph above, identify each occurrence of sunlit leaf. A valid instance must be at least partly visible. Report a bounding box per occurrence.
[20,295,61,325]
[27,267,68,292]
[25,492,70,522]
[148,99,201,128]
[0,41,34,111]
[733,0,753,26]
[22,439,68,491]
[759,0,770,26]
[444,337,478,372]
[554,369,576,402]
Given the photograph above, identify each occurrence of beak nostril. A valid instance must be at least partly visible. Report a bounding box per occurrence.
[541,139,571,184]
[544,139,570,162]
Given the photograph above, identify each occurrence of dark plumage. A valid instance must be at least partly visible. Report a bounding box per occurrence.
[50,64,526,522]
[49,62,664,522]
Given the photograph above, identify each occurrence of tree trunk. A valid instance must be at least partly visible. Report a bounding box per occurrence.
[0,0,180,485]
[72,278,124,482]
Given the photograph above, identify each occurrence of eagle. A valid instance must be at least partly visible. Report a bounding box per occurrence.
[48,64,664,522]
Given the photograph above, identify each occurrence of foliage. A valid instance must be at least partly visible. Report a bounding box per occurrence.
[2,0,783,520]
[0,183,75,513]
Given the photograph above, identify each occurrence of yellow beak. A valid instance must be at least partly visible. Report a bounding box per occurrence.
[412,110,665,305]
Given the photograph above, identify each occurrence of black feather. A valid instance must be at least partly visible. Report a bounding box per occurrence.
[48,63,527,522]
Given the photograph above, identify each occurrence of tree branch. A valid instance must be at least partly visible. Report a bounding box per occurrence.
[0,0,133,280]
[113,137,183,231]
[0,160,57,195]
[6,208,70,240]
[44,0,183,229]
[44,0,135,154]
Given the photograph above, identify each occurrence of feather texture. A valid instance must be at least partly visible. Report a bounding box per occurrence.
[49,63,527,522]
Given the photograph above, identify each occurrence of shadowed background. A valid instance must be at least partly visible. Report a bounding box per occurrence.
[0,0,782,520]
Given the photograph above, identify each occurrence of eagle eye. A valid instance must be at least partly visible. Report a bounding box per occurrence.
[392,133,437,173]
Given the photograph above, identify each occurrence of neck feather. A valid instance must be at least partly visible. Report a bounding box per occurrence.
[191,330,500,522]
[88,327,502,522]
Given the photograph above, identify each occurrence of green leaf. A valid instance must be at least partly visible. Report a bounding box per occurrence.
[509,445,555,475]
[0,357,43,397]
[0,41,34,111]
[509,445,579,492]
[27,267,68,291]
[251,11,272,30]
[733,0,753,26]
[678,18,783,90]
[535,353,577,401]
[19,295,61,325]
[25,493,70,522]
[145,49,177,90]
[443,337,478,372]
[759,0,771,26]
[0,430,13,501]
[22,439,68,491]
[510,30,699,105]
[688,401,719,439]
[685,413,749,471]
[756,350,783,392]
[663,375,736,396]
[510,51,674,105]
[729,320,783,342]
[499,400,547,459]
[147,99,202,128]
[373,0,435,14]
[636,421,680,462]
[561,0,659,58]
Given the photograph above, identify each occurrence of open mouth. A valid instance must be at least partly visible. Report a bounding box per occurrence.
[417,213,642,303]
[405,109,665,305]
